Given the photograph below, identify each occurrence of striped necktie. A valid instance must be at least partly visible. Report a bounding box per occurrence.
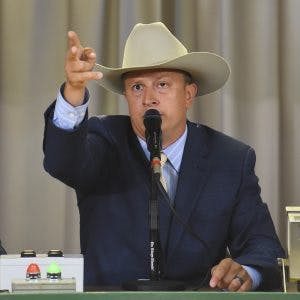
[160,152,178,204]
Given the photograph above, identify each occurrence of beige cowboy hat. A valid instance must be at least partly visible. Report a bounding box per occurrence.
[94,22,230,97]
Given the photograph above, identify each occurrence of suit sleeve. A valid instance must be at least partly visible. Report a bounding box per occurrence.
[43,102,113,192]
[228,147,285,290]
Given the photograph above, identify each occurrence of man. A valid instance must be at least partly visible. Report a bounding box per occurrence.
[0,240,6,255]
[43,22,284,291]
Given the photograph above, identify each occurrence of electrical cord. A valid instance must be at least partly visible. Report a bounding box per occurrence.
[155,178,215,290]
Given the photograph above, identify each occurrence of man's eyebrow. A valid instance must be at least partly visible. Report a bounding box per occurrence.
[155,74,171,80]
[124,78,143,84]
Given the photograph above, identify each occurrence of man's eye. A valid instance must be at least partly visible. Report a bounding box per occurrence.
[132,84,143,92]
[158,82,168,88]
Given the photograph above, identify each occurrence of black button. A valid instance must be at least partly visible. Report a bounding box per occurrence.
[21,250,36,257]
[47,250,63,257]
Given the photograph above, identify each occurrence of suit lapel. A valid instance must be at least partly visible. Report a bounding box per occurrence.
[166,122,210,261]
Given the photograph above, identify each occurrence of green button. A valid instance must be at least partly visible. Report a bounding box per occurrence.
[47,262,61,274]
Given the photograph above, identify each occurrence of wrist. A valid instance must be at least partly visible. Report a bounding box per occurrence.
[64,82,85,107]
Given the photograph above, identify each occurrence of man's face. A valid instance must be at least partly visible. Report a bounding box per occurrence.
[123,69,197,147]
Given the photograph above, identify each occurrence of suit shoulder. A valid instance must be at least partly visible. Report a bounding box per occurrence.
[88,115,131,132]
[89,114,130,126]
[86,115,132,144]
[188,121,251,152]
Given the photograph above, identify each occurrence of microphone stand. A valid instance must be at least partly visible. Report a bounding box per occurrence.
[149,154,162,281]
[123,147,185,291]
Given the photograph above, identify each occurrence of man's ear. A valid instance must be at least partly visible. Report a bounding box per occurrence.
[185,83,198,107]
[123,89,129,102]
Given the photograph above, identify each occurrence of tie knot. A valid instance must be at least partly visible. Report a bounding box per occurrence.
[160,152,168,166]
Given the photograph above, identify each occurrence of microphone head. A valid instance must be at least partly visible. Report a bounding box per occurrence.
[143,109,162,132]
[143,109,162,156]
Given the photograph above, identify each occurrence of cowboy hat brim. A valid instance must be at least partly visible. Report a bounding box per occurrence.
[93,51,230,97]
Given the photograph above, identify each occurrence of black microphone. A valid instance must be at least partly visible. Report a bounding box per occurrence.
[143,109,162,175]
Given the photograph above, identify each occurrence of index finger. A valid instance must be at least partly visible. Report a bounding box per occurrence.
[68,31,81,49]
[67,31,83,61]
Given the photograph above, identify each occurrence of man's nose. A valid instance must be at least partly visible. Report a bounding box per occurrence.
[142,89,159,106]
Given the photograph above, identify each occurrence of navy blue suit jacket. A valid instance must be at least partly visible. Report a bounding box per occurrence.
[43,103,284,290]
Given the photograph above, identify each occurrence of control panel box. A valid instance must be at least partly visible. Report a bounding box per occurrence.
[0,253,83,292]
[286,206,300,281]
[287,211,300,280]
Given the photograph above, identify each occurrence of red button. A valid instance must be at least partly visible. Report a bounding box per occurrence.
[26,263,41,279]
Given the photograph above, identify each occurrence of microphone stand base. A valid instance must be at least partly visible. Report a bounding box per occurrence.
[122,279,185,291]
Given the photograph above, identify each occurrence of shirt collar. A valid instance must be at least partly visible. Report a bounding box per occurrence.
[137,126,188,172]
